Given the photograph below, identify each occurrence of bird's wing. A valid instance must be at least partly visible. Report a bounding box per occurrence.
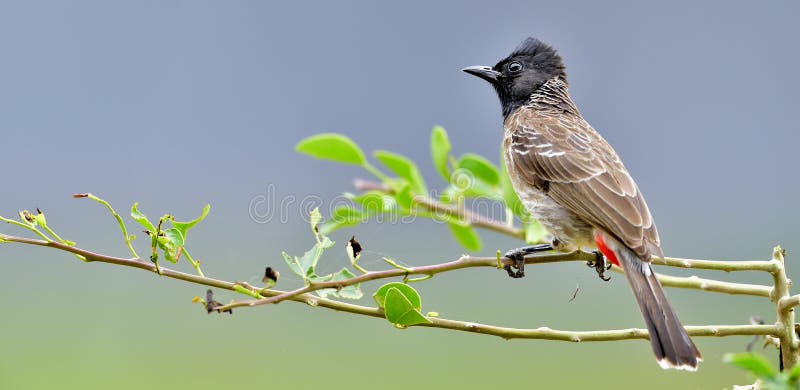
[505,108,662,259]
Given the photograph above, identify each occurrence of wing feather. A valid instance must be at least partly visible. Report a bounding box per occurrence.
[506,108,661,259]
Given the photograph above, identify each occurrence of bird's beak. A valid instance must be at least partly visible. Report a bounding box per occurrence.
[462,66,502,83]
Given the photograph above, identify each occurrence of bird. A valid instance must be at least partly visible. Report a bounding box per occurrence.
[463,37,702,370]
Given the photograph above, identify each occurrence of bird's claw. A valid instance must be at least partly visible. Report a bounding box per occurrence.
[586,251,611,282]
[503,248,526,278]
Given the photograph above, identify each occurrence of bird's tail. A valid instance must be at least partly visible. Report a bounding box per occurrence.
[613,242,702,370]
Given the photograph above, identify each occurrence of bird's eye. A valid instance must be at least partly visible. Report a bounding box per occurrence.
[508,61,523,73]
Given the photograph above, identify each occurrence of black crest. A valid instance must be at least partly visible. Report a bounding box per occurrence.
[465,37,567,118]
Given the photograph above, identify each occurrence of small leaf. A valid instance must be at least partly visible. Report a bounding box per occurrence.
[19,211,36,227]
[157,236,180,263]
[282,251,304,278]
[430,125,452,181]
[448,222,481,251]
[317,220,346,236]
[524,219,548,244]
[457,153,501,187]
[383,288,431,326]
[131,203,156,232]
[374,282,422,310]
[296,133,366,165]
[171,204,210,237]
[350,191,396,214]
[315,268,362,300]
[724,353,778,380]
[330,206,364,227]
[297,244,324,277]
[310,208,323,231]
[374,150,427,195]
[393,184,414,211]
[318,235,335,250]
[163,228,185,247]
[32,211,47,226]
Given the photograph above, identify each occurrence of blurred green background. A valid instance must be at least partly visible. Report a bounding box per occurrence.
[1,1,799,389]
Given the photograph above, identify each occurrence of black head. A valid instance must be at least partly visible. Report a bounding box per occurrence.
[463,37,566,118]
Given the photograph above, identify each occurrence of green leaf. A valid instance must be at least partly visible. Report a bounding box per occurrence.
[350,191,396,214]
[374,150,427,195]
[787,362,800,384]
[448,222,481,251]
[310,207,323,231]
[32,212,47,226]
[724,353,778,380]
[157,235,180,263]
[373,282,422,310]
[297,244,324,277]
[282,251,304,278]
[296,133,366,165]
[317,221,345,236]
[393,183,414,211]
[163,228,185,247]
[315,268,363,300]
[171,204,210,237]
[524,219,548,244]
[383,288,431,327]
[430,125,452,181]
[330,205,364,226]
[130,203,156,232]
[319,234,334,249]
[457,153,501,187]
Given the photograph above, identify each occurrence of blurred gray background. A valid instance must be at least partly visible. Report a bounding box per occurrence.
[1,1,798,389]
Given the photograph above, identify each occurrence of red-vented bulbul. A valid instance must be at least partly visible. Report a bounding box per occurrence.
[463,37,702,370]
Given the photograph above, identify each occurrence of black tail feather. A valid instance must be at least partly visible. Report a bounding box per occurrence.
[618,248,702,370]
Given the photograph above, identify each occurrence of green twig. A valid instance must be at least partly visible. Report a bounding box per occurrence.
[0,215,52,242]
[75,193,139,258]
[181,248,205,278]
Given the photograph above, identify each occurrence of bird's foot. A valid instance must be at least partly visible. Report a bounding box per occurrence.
[503,250,525,278]
[503,243,554,279]
[586,250,612,282]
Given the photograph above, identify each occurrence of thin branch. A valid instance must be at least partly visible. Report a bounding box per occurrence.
[643,270,772,297]
[417,321,778,342]
[651,256,777,273]
[215,251,594,311]
[217,249,773,311]
[353,179,524,239]
[0,232,780,344]
[73,193,139,258]
[412,196,524,239]
[779,294,800,312]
